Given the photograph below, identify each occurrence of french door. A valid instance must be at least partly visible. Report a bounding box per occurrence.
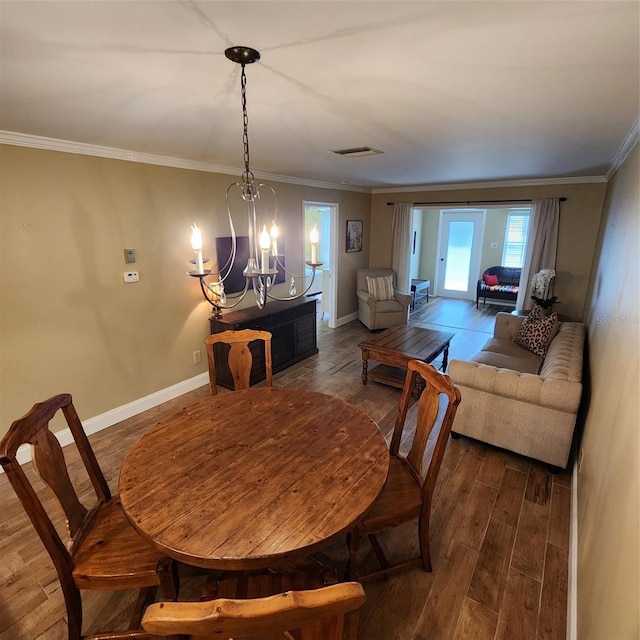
[436,209,486,300]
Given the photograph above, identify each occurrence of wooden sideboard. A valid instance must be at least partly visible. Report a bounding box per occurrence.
[209,298,318,389]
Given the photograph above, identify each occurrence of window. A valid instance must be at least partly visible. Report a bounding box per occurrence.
[502,208,531,268]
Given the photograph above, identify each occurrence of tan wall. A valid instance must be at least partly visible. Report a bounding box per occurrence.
[0,145,370,435]
[578,143,639,639]
[371,183,607,321]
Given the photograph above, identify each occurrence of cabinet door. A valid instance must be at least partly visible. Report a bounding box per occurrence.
[295,314,317,355]
[271,325,295,369]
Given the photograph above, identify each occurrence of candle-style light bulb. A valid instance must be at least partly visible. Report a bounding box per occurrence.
[260,225,271,272]
[190,224,204,273]
[310,224,319,264]
[270,222,279,256]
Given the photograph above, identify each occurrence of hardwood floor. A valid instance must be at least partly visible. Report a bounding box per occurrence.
[0,298,571,640]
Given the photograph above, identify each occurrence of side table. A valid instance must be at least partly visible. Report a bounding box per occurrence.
[410,279,430,309]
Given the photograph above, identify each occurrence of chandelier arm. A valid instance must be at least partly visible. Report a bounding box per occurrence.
[267,269,320,302]
[256,183,278,223]
[198,277,222,309]
[272,255,322,280]
[202,277,251,309]
[206,183,244,287]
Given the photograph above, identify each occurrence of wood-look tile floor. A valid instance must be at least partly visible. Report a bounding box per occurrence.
[0,298,571,640]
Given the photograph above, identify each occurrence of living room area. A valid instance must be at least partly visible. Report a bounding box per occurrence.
[1,3,638,639]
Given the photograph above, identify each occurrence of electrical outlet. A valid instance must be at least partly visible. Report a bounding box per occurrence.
[193,350,202,365]
[123,271,139,283]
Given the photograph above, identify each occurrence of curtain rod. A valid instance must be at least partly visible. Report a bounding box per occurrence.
[386,197,566,206]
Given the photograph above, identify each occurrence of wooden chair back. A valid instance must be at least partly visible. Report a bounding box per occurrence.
[142,581,366,640]
[0,394,111,577]
[0,393,176,640]
[392,359,461,504]
[204,329,272,395]
[347,360,462,581]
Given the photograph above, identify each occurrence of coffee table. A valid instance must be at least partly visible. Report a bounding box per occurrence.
[358,325,455,391]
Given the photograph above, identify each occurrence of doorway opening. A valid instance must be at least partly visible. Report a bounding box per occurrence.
[303,202,338,328]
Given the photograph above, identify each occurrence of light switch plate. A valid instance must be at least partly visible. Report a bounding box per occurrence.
[124,249,136,263]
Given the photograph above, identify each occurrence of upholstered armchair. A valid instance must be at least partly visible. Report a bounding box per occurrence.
[356,268,411,330]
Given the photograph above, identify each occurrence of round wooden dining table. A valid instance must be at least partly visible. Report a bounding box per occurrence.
[119,387,390,571]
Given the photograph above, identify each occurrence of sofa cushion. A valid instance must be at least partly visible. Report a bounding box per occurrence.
[479,283,519,294]
[366,275,395,301]
[472,339,542,374]
[373,299,405,313]
[483,274,500,286]
[514,307,558,356]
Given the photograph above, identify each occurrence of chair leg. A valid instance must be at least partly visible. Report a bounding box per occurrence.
[418,513,433,572]
[157,557,179,600]
[128,586,158,631]
[346,530,361,580]
[61,582,83,640]
[368,534,390,572]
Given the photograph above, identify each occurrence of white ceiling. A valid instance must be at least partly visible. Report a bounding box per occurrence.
[1,1,638,189]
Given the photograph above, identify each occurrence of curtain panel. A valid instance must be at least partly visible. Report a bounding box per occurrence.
[391,202,413,294]
[516,198,560,311]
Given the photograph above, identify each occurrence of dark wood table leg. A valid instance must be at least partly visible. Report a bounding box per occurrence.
[361,350,369,385]
[442,343,450,371]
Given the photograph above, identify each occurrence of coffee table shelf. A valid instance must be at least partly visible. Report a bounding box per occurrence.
[358,325,454,392]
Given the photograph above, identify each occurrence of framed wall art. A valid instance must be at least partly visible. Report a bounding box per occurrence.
[346,220,363,252]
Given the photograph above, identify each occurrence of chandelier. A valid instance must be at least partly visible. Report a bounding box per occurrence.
[187,46,322,317]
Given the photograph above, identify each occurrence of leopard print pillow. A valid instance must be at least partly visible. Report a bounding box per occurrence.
[514,306,558,356]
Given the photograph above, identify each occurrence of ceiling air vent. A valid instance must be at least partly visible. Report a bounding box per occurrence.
[331,146,383,158]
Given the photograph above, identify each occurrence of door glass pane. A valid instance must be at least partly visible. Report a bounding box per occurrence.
[444,221,474,291]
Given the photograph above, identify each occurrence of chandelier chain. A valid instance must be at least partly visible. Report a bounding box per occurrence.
[240,64,253,185]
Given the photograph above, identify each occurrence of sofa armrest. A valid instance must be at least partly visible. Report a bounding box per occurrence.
[493,312,526,340]
[448,359,582,413]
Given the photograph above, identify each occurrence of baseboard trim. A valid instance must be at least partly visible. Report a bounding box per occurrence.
[568,457,579,640]
[336,311,359,327]
[7,373,210,471]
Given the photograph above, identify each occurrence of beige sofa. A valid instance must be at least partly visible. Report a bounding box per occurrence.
[356,268,411,330]
[448,312,585,469]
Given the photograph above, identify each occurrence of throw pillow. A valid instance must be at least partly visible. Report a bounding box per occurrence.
[483,274,500,286]
[514,306,558,357]
[366,275,395,301]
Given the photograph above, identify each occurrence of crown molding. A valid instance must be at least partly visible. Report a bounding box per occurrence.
[605,118,639,181]
[372,175,607,195]
[6,128,632,195]
[0,130,369,193]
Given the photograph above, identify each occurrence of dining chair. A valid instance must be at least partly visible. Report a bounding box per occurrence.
[0,393,178,640]
[204,329,272,395]
[142,578,366,640]
[347,360,461,582]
